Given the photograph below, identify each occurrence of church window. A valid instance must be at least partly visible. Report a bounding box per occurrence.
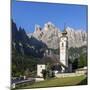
[62,43,64,47]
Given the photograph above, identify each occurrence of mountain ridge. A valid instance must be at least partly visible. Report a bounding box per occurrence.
[27,22,87,49]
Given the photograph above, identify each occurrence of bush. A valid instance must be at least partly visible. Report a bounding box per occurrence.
[41,69,47,79]
[41,69,55,79]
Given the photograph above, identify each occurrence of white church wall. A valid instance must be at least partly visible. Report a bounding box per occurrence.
[37,64,46,77]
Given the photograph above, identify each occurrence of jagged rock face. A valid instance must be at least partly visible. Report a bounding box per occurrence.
[33,25,43,40]
[27,22,87,49]
[66,27,87,48]
[41,22,60,49]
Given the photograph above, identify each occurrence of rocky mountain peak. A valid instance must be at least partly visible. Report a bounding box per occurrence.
[44,22,55,31]
[27,22,87,49]
[34,24,42,33]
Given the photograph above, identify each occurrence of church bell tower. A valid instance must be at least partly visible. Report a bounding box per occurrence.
[60,28,68,72]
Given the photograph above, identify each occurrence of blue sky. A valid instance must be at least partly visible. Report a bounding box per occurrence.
[12,0,88,33]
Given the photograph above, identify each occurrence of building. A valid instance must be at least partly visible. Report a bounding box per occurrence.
[37,28,72,77]
[59,29,69,72]
[37,64,46,77]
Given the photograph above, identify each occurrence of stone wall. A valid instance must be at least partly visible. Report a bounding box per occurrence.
[55,71,86,78]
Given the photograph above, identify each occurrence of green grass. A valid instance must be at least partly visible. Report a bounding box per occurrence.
[16,75,87,89]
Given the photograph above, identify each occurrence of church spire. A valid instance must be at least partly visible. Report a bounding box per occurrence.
[62,23,67,36]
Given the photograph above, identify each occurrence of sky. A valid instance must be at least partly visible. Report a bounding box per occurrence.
[11,0,88,33]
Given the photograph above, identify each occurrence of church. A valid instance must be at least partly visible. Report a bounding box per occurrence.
[37,28,72,77]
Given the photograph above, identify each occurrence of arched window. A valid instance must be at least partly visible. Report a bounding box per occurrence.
[40,66,42,68]
[62,43,64,47]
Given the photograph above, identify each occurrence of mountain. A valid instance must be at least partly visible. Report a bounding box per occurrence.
[66,27,87,48]
[27,22,87,49]
[12,20,87,76]
[12,20,47,58]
